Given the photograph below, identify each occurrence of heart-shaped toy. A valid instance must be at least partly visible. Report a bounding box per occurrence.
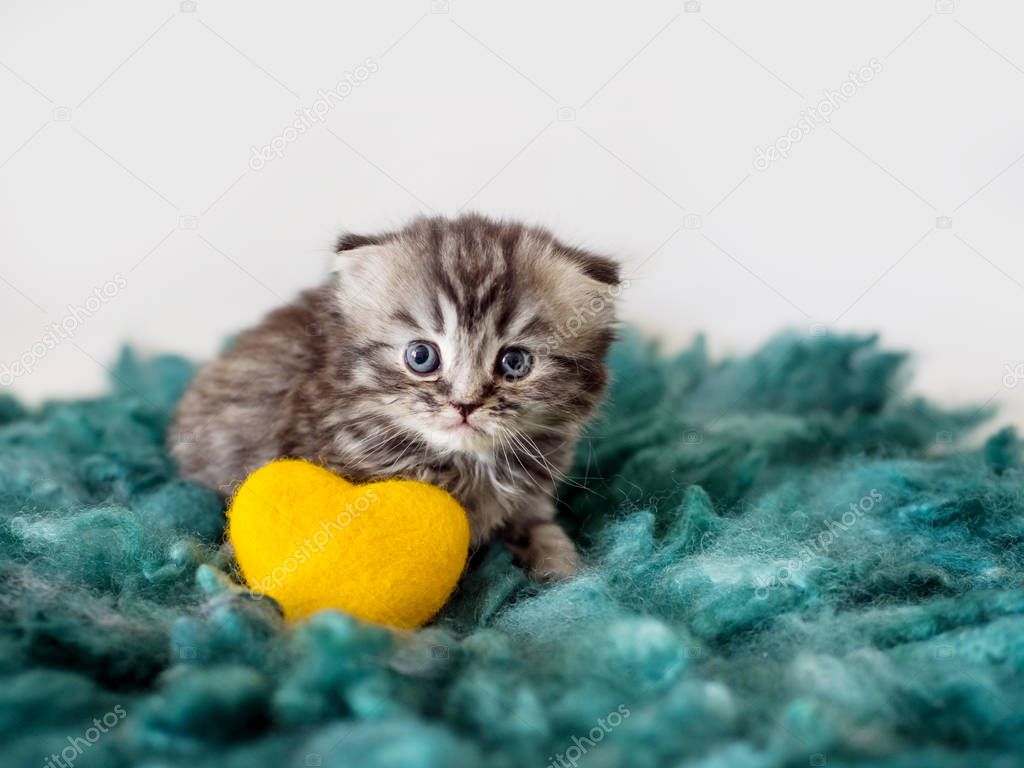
[228,459,470,628]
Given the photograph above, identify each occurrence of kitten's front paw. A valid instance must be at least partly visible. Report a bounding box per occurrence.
[528,547,580,582]
[517,521,580,582]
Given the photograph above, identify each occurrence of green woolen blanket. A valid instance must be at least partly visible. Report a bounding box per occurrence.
[0,331,1021,768]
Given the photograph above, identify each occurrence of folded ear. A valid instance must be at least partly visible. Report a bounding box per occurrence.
[335,232,381,253]
[331,232,386,277]
[331,234,404,321]
[553,241,621,286]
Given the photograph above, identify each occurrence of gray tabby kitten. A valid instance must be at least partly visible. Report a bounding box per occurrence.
[170,214,619,580]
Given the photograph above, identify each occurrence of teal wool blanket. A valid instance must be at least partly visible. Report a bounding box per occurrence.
[0,332,1021,767]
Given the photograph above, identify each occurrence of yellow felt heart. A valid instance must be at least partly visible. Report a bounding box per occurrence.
[227,459,470,628]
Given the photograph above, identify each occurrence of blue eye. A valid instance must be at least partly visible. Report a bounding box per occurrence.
[498,347,532,380]
[405,341,440,374]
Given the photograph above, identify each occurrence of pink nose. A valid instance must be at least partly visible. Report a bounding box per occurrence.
[450,401,482,419]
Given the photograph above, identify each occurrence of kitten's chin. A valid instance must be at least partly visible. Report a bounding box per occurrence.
[418,423,495,457]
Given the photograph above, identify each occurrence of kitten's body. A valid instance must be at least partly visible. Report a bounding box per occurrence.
[171,215,618,579]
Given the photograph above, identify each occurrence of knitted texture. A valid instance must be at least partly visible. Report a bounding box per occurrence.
[0,332,1021,768]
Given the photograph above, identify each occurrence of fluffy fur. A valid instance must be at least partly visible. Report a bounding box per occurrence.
[0,332,1020,767]
[171,214,620,579]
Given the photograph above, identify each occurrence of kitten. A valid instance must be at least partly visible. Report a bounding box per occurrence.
[170,214,620,580]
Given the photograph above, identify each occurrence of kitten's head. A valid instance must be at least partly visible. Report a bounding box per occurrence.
[332,214,620,456]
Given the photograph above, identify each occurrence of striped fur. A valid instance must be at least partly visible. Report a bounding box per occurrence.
[170,214,620,579]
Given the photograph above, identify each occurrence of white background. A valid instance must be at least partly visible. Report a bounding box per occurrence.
[2,1,1023,430]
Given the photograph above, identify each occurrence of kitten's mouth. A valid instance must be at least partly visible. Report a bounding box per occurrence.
[417,411,494,453]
